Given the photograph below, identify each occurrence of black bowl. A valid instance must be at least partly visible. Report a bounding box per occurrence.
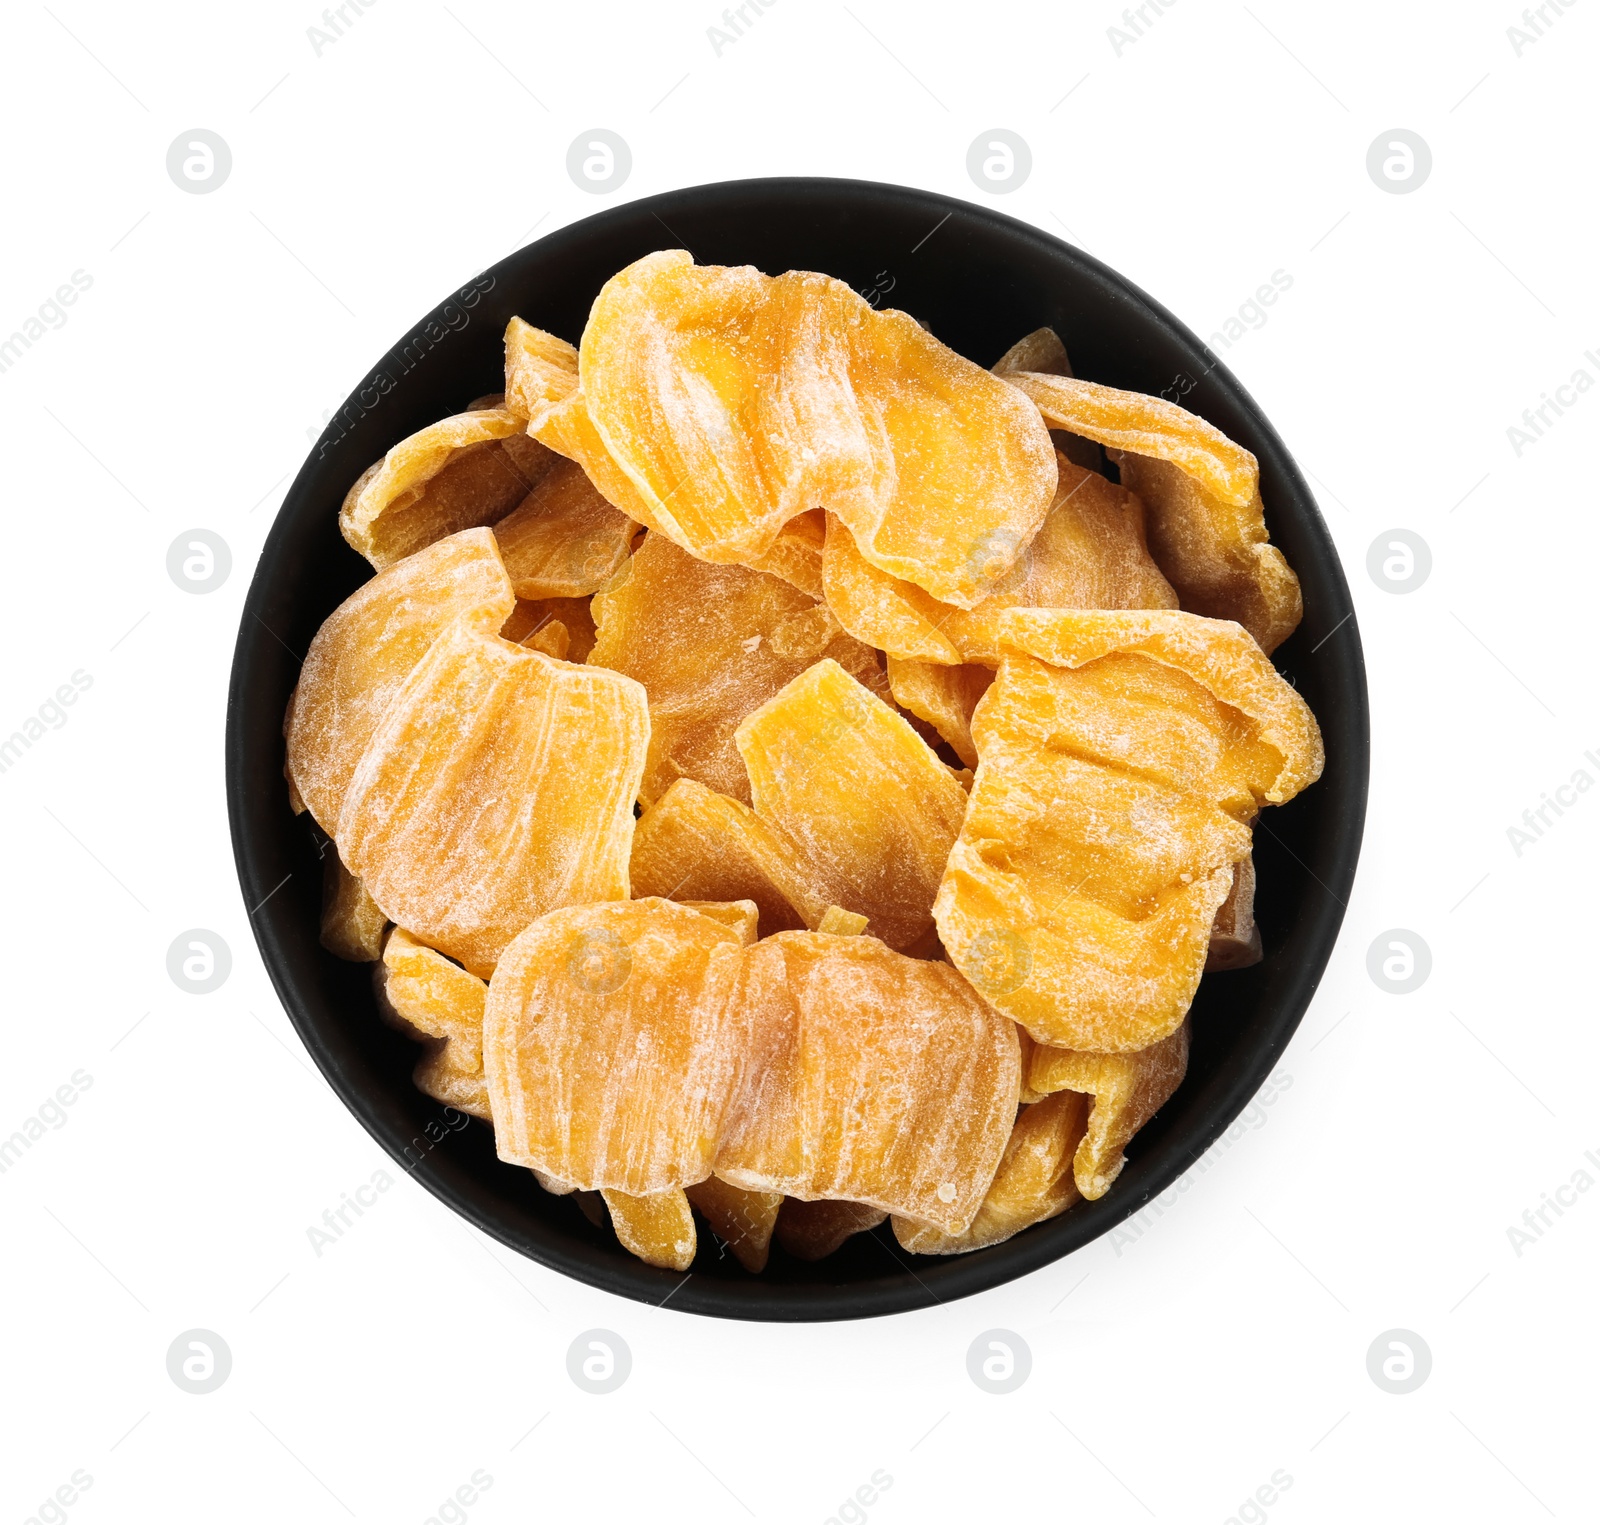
[227,177,1367,1321]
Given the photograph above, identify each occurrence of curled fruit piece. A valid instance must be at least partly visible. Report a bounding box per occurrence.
[884,657,993,769]
[501,595,598,662]
[374,926,491,1120]
[935,609,1322,1051]
[284,528,514,835]
[1207,851,1262,970]
[1007,372,1302,651]
[773,1199,887,1261]
[340,409,556,570]
[893,1089,1089,1254]
[589,532,888,807]
[492,456,635,600]
[601,1188,698,1272]
[1028,1021,1190,1200]
[503,317,579,428]
[735,658,970,954]
[579,251,1056,607]
[684,1177,783,1272]
[338,616,649,976]
[319,854,387,962]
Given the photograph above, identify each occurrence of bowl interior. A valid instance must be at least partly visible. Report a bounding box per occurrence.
[227,177,1368,1320]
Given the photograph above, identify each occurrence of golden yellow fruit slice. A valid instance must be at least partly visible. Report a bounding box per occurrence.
[503,317,579,427]
[1207,851,1262,970]
[1029,1020,1190,1199]
[531,388,663,529]
[893,1089,1089,1253]
[715,932,1020,1234]
[992,326,1072,378]
[1006,372,1302,651]
[578,251,1056,607]
[684,1177,783,1272]
[374,926,490,1119]
[284,528,514,835]
[735,659,970,953]
[319,854,387,961]
[589,531,887,808]
[338,617,649,976]
[680,899,761,945]
[935,609,1322,1051]
[501,596,597,662]
[339,408,556,570]
[739,508,825,598]
[885,657,994,769]
[483,899,749,1193]
[629,778,828,937]
[816,905,868,936]
[772,1199,887,1261]
[822,458,1176,667]
[601,1188,697,1271]
[492,456,635,600]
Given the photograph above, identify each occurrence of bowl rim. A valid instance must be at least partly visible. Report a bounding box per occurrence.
[227,174,1369,1321]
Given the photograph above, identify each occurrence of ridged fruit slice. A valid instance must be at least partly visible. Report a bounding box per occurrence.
[935,609,1322,1051]
[503,318,578,427]
[373,926,490,1119]
[893,1089,1089,1253]
[340,408,556,569]
[1006,372,1301,651]
[338,617,649,976]
[492,456,635,599]
[1028,1020,1190,1199]
[735,659,969,953]
[714,931,1020,1235]
[589,532,887,807]
[284,528,514,835]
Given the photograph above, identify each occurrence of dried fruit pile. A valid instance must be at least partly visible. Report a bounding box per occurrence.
[285,253,1323,1274]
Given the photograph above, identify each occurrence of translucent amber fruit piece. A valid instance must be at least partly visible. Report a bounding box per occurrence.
[284,528,514,835]
[338,617,649,976]
[1006,372,1301,651]
[579,251,1056,607]
[1029,1020,1190,1199]
[502,596,597,662]
[773,1199,887,1261]
[715,932,1021,1234]
[822,459,1176,667]
[531,389,662,528]
[526,621,569,660]
[992,326,1072,378]
[374,926,490,1120]
[735,660,970,953]
[589,532,888,808]
[1207,851,1262,971]
[935,609,1322,1052]
[483,899,749,1193]
[629,778,827,937]
[817,905,868,936]
[601,1187,697,1271]
[681,899,761,945]
[339,409,557,570]
[503,317,578,427]
[684,1177,783,1272]
[885,657,993,769]
[319,854,387,961]
[739,509,825,599]
[492,456,635,599]
[893,1089,1089,1254]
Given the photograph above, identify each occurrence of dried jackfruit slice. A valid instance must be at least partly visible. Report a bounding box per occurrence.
[340,408,557,570]
[1029,1020,1190,1199]
[735,659,970,954]
[893,1089,1089,1254]
[502,596,597,663]
[578,251,1056,607]
[374,926,490,1120]
[715,932,1021,1234]
[284,528,514,835]
[684,1177,783,1272]
[681,899,761,945]
[773,1199,887,1261]
[885,657,994,769]
[492,456,635,600]
[601,1188,697,1272]
[503,317,579,427]
[935,609,1322,1051]
[1006,372,1302,651]
[740,508,825,599]
[338,617,649,976]
[589,532,888,808]
[991,326,1102,473]
[531,388,663,529]
[1207,851,1262,970]
[319,854,387,961]
[483,899,750,1193]
[629,778,828,937]
[822,458,1177,667]
[816,905,868,936]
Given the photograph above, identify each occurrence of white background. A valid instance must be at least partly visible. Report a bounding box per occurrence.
[2,1,1596,1520]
